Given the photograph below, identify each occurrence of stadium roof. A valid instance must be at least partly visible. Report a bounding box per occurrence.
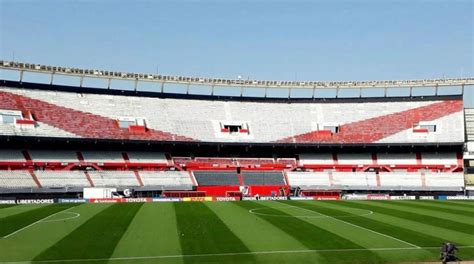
[2,60,473,92]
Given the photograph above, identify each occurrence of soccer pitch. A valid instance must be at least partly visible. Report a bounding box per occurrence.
[0,200,473,264]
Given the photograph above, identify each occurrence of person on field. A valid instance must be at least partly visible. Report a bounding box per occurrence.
[441,242,460,264]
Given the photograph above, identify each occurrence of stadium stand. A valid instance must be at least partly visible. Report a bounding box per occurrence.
[193,171,240,186]
[241,171,286,185]
[35,170,90,188]
[0,63,470,198]
[29,150,79,163]
[0,170,37,188]
[138,171,194,190]
[0,149,26,162]
[0,87,465,144]
[87,171,140,187]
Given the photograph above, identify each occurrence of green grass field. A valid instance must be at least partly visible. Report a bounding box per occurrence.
[0,200,473,264]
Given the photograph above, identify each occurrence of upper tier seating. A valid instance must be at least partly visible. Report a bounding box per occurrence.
[193,171,240,186]
[0,87,465,144]
[241,171,286,185]
[35,170,89,187]
[0,170,36,188]
[138,171,193,190]
[88,171,140,187]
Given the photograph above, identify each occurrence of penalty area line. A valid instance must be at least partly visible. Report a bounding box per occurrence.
[2,206,77,239]
[2,246,474,263]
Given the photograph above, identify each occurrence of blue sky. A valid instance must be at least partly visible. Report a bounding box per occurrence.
[0,0,473,105]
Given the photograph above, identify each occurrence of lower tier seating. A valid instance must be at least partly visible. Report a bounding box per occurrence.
[241,171,286,185]
[193,171,240,186]
[287,171,464,191]
[0,170,36,188]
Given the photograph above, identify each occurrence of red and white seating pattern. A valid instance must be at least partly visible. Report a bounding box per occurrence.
[0,87,465,144]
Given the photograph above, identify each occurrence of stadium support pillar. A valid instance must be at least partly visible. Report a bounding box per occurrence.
[107,78,111,89]
[435,84,438,96]
[359,87,362,98]
[409,86,413,97]
[288,88,291,99]
[384,87,388,97]
[80,76,84,87]
[211,85,214,96]
[186,84,190,95]
[50,73,54,85]
[134,79,138,92]
[240,86,243,97]
[312,87,316,99]
[264,87,268,98]
[336,87,339,98]
[19,70,24,82]
[160,82,164,93]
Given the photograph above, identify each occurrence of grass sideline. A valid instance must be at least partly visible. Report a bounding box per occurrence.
[0,200,472,263]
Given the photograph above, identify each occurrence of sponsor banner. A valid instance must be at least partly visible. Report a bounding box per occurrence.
[124,198,152,203]
[390,196,416,200]
[438,195,447,201]
[446,196,474,200]
[152,198,182,202]
[182,197,214,202]
[418,196,435,200]
[314,196,340,200]
[289,197,314,201]
[242,197,257,201]
[343,194,368,200]
[89,198,123,203]
[366,194,390,200]
[58,199,87,203]
[16,199,55,204]
[0,199,16,204]
[258,196,288,201]
[214,197,240,201]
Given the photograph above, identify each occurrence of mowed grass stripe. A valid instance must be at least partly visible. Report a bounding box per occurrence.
[340,201,473,240]
[236,201,385,263]
[414,201,474,213]
[0,204,74,237]
[293,201,447,247]
[111,202,183,258]
[174,202,254,264]
[388,201,474,217]
[33,203,143,261]
[0,204,17,209]
[360,201,474,234]
[445,201,474,207]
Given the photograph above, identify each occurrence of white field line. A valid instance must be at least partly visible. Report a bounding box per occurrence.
[284,204,421,249]
[2,246,474,264]
[2,206,77,239]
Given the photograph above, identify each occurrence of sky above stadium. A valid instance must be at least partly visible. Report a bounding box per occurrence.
[0,0,473,106]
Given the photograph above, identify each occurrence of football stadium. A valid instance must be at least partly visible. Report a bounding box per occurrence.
[1,1,474,263]
[0,60,473,264]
